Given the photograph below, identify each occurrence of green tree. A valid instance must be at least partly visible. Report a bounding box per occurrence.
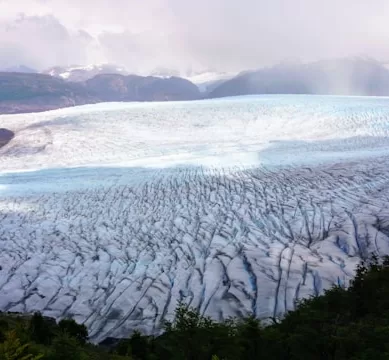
[0,330,43,360]
[0,320,9,343]
[49,332,86,360]
[28,313,54,345]
[235,316,262,359]
[58,319,88,345]
[115,339,132,357]
[155,302,239,360]
[114,331,153,359]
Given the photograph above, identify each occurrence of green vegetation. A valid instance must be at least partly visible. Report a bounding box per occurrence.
[1,255,389,359]
[0,313,129,360]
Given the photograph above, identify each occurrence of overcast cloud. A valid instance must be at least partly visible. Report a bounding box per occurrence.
[0,0,388,74]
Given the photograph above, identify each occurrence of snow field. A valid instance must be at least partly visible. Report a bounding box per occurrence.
[1,95,389,340]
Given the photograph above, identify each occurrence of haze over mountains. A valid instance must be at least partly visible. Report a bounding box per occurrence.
[209,58,389,98]
[0,65,37,73]
[1,57,389,114]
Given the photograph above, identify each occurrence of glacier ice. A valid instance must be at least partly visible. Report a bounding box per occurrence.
[1,95,389,341]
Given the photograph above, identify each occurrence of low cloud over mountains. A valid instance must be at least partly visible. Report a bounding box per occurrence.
[1,1,389,75]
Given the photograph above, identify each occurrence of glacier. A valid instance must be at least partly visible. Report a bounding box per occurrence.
[1,95,389,341]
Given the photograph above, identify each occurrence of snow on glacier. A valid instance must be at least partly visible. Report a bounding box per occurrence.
[1,95,389,341]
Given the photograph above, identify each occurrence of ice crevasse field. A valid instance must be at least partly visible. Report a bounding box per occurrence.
[1,94,389,341]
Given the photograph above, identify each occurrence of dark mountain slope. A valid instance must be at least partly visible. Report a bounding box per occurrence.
[0,73,200,114]
[209,58,389,98]
[0,72,96,114]
[85,74,200,102]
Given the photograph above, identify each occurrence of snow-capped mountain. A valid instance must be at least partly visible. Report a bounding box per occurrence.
[149,68,236,92]
[186,71,236,93]
[43,63,129,82]
[149,67,181,78]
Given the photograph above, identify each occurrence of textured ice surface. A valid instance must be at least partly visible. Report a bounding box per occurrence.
[1,95,389,341]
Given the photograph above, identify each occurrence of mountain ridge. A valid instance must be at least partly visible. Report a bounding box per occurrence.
[0,72,200,114]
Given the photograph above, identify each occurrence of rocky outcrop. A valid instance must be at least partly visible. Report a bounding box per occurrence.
[0,128,14,148]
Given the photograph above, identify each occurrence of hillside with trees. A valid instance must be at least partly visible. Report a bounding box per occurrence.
[1,255,389,359]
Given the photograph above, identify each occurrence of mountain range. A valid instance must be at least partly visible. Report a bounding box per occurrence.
[0,72,200,114]
[1,58,389,114]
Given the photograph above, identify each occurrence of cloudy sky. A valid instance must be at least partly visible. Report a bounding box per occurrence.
[0,0,389,74]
